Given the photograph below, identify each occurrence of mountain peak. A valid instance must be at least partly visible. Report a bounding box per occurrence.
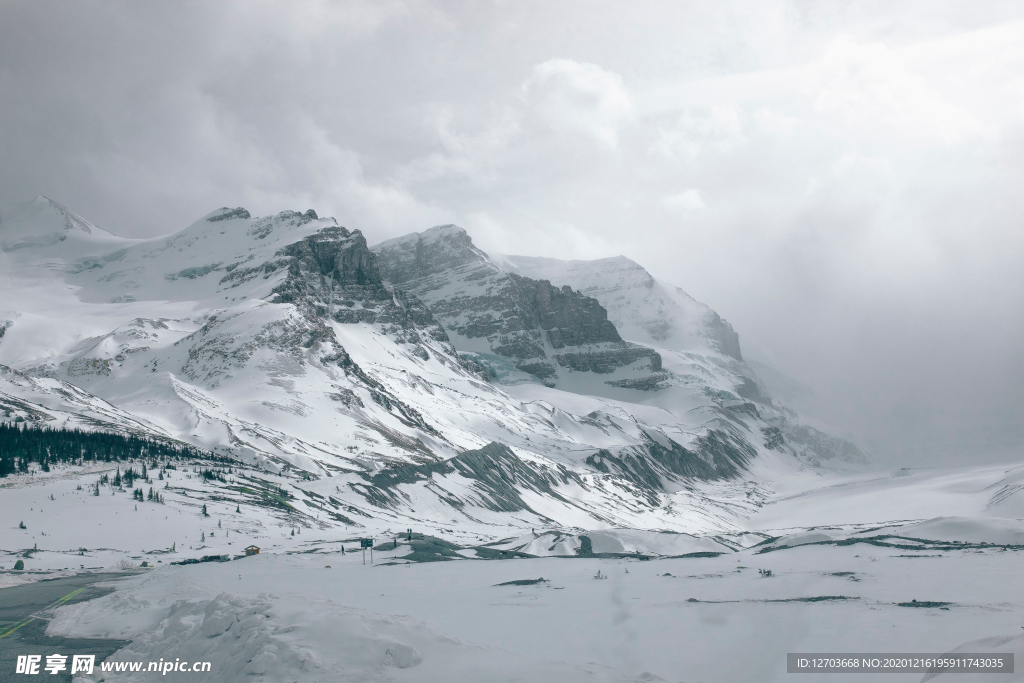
[0,195,121,252]
[423,223,466,237]
[203,207,252,222]
[372,224,493,285]
[377,224,471,250]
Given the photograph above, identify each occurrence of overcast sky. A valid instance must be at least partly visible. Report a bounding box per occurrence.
[2,0,1022,466]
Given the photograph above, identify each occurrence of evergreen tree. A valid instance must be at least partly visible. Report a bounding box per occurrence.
[0,451,13,476]
[202,504,209,517]
[0,423,217,478]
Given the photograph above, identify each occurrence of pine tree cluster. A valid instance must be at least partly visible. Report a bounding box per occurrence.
[0,424,211,477]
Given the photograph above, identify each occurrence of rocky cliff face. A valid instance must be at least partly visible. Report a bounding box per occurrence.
[495,253,744,361]
[373,226,661,387]
[270,224,449,347]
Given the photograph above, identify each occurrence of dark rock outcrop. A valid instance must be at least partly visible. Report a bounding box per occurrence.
[707,312,742,361]
[356,441,586,514]
[206,207,251,222]
[586,427,756,500]
[372,226,662,386]
[269,226,451,344]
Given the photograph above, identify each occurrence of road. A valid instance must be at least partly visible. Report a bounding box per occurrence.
[0,573,130,681]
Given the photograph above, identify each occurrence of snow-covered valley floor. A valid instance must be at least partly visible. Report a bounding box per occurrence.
[1,461,1022,682]
[42,544,1023,683]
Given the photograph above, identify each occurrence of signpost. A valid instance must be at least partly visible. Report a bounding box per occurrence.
[361,538,373,564]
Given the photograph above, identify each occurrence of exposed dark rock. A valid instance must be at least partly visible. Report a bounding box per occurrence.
[515,360,557,381]
[897,600,951,608]
[761,426,785,450]
[495,578,548,586]
[373,224,489,286]
[706,312,743,361]
[270,226,452,344]
[780,422,867,464]
[327,388,363,408]
[735,376,768,403]
[273,226,387,304]
[166,263,222,281]
[585,427,756,498]
[356,442,587,514]
[372,226,663,384]
[554,345,660,374]
[605,372,670,391]
[505,274,621,348]
[207,207,251,222]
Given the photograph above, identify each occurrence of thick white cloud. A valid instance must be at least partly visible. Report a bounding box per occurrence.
[522,58,634,149]
[662,190,705,212]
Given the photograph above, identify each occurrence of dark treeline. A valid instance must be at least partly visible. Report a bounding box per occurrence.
[0,423,212,477]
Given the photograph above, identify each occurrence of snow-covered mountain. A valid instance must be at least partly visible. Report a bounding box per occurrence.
[0,198,863,538]
[372,225,864,465]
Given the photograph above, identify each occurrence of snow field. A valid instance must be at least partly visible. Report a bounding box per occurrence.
[47,539,1024,682]
[2,455,1022,681]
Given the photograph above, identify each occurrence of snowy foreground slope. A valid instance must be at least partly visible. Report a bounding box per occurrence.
[41,539,1024,683]
[3,459,1021,682]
